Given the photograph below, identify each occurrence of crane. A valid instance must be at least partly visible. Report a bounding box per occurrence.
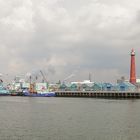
[40,70,47,83]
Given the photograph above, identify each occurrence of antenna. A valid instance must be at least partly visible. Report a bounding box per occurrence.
[89,73,92,82]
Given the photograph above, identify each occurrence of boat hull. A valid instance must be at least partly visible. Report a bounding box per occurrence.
[0,90,11,96]
[23,91,55,97]
[11,92,23,96]
[0,94,11,96]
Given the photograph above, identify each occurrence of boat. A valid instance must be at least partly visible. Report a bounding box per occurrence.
[23,90,55,97]
[22,83,55,97]
[0,81,10,96]
[8,82,24,96]
[10,89,24,96]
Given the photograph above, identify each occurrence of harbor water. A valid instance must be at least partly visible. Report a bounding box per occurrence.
[0,97,140,140]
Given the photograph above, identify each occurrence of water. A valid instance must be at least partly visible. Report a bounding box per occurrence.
[0,97,140,140]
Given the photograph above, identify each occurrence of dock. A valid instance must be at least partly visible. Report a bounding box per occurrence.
[55,91,140,98]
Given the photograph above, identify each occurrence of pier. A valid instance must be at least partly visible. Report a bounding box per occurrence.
[55,91,140,98]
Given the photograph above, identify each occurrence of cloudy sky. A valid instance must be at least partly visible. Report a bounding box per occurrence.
[0,0,140,83]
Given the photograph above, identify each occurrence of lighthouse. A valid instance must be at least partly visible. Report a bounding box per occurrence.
[130,49,136,84]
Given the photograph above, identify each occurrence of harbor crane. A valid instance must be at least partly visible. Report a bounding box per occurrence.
[40,70,47,83]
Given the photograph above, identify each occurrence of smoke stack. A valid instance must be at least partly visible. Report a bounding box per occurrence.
[130,49,136,84]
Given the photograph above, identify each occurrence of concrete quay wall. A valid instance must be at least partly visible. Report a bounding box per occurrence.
[55,91,140,98]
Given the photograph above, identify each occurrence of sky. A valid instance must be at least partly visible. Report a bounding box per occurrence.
[0,0,140,83]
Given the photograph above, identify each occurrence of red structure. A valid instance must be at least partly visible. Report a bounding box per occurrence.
[130,49,136,84]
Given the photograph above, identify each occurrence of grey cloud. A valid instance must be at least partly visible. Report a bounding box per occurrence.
[0,0,140,83]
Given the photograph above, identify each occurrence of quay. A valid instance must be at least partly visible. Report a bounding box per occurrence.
[55,91,140,98]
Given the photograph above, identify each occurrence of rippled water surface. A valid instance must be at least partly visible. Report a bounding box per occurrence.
[0,97,140,140]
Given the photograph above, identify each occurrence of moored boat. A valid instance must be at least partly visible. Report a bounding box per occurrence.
[22,83,55,97]
[0,89,10,96]
[23,90,55,97]
[0,81,10,96]
[10,90,24,96]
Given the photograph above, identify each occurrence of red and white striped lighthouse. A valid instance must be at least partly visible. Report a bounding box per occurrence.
[130,49,136,84]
